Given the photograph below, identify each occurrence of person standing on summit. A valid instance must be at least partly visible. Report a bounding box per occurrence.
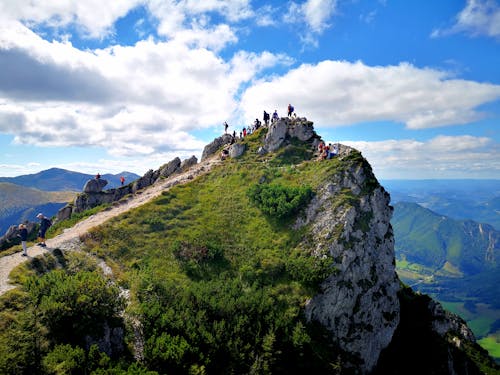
[36,213,51,248]
[287,104,294,117]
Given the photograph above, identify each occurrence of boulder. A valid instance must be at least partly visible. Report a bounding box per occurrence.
[159,157,181,178]
[288,120,315,141]
[264,119,288,152]
[57,205,73,222]
[201,134,234,160]
[180,155,198,171]
[83,178,108,193]
[229,143,246,158]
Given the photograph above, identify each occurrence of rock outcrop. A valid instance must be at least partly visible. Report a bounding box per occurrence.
[57,156,198,221]
[229,143,245,158]
[297,148,400,372]
[83,178,108,193]
[263,117,316,153]
[0,221,37,250]
[201,134,234,160]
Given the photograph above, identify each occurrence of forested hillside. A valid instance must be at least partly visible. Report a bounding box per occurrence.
[392,201,500,363]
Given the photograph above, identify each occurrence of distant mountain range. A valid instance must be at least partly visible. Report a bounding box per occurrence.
[391,201,500,361]
[0,168,140,192]
[392,202,500,277]
[382,179,500,230]
[0,168,140,234]
[0,182,75,234]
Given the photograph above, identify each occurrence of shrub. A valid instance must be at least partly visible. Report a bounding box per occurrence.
[247,184,313,219]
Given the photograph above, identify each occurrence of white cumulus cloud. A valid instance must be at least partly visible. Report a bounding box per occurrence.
[240,60,500,129]
[339,135,500,179]
[0,21,288,157]
[432,0,500,39]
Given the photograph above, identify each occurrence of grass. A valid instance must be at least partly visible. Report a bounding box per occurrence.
[80,137,365,293]
[478,335,500,362]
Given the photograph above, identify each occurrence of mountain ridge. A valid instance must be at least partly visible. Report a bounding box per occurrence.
[0,118,497,374]
[0,167,140,191]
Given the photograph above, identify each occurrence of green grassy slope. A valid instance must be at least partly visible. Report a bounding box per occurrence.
[0,128,497,373]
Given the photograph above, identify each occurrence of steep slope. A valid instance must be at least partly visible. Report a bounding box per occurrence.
[392,201,500,363]
[0,118,497,374]
[393,201,500,276]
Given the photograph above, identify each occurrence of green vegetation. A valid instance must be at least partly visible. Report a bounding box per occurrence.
[0,132,360,373]
[393,202,500,362]
[0,251,127,374]
[1,130,496,373]
[479,336,500,360]
[49,203,111,236]
[247,183,313,219]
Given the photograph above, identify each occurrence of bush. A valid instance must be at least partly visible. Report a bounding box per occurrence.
[247,184,313,219]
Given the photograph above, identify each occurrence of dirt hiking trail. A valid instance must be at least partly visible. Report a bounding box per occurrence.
[0,156,221,295]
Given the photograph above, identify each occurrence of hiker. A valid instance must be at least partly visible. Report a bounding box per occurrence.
[287,104,294,117]
[263,111,270,126]
[272,110,279,123]
[18,223,28,256]
[120,176,125,186]
[329,144,338,159]
[224,121,229,134]
[243,127,247,137]
[254,118,261,130]
[36,213,51,248]
[96,173,101,179]
[220,148,229,161]
[233,130,236,140]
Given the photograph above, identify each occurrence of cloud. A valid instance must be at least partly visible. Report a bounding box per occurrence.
[240,60,500,129]
[283,0,337,47]
[145,0,253,48]
[339,135,500,179]
[285,0,337,33]
[431,0,500,39]
[0,21,288,157]
[0,0,142,39]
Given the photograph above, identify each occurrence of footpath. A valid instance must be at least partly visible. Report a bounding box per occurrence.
[0,156,221,295]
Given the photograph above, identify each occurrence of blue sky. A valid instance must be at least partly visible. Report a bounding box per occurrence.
[0,0,499,179]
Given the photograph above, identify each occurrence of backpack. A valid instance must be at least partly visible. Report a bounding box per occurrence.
[42,218,52,229]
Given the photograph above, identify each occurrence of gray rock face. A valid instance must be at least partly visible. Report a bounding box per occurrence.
[428,299,475,343]
[297,150,400,373]
[264,117,316,152]
[159,158,181,178]
[201,134,234,160]
[83,178,108,193]
[264,119,288,152]
[229,143,245,158]
[180,155,198,171]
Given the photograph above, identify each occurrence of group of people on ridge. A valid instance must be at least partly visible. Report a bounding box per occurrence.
[318,142,338,160]
[225,103,297,140]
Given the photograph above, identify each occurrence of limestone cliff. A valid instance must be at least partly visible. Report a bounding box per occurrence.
[298,149,400,372]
